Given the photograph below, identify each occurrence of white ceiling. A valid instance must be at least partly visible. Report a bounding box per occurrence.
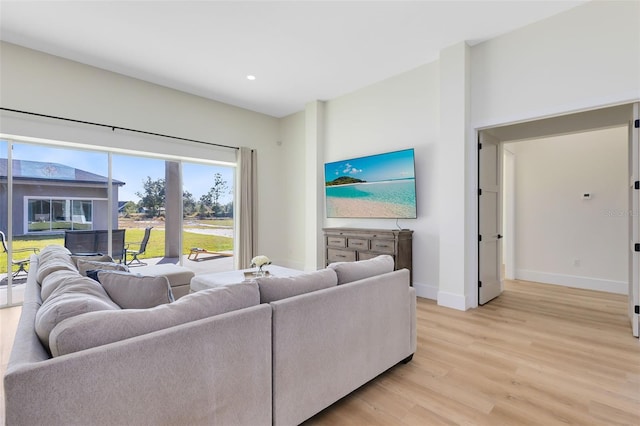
[1,0,587,118]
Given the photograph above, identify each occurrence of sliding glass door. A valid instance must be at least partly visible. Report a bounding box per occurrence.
[1,142,109,306]
[1,140,236,308]
[182,162,235,266]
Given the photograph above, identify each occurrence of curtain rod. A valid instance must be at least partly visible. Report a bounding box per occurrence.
[0,107,240,151]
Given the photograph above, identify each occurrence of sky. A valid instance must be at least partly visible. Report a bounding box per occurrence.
[2,142,235,204]
[324,148,415,184]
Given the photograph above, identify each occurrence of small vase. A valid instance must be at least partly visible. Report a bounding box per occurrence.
[253,265,266,277]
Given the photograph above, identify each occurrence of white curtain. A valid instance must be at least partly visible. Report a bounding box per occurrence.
[236,147,257,269]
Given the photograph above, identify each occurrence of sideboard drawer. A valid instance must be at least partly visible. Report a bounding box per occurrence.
[327,248,356,263]
[347,238,369,250]
[371,240,395,254]
[327,236,346,248]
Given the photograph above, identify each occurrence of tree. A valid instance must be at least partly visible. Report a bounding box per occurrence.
[223,200,234,217]
[122,201,138,217]
[206,172,229,217]
[183,190,196,216]
[199,192,213,217]
[136,177,165,217]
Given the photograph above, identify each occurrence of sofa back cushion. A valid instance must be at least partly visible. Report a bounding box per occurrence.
[70,254,113,269]
[35,276,120,351]
[36,249,77,284]
[77,259,128,277]
[49,282,260,357]
[41,270,85,302]
[328,254,395,285]
[256,269,337,303]
[97,271,174,309]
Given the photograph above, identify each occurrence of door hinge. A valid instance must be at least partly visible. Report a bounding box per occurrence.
[635,119,639,128]
[635,305,640,315]
[635,243,640,252]
[478,281,483,288]
[478,188,482,196]
[478,235,482,242]
[478,143,483,150]
[497,234,503,239]
[635,181,640,190]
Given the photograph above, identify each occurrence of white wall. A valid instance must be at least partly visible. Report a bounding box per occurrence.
[471,0,640,128]
[461,0,639,306]
[321,63,441,298]
[509,126,628,294]
[280,0,639,306]
[277,111,307,270]
[0,41,284,262]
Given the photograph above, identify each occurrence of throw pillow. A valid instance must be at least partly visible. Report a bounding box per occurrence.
[35,276,120,351]
[49,282,260,357]
[328,254,395,285]
[77,259,129,277]
[256,268,337,303]
[97,271,174,309]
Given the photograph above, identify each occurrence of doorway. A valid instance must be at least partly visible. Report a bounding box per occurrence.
[477,103,639,336]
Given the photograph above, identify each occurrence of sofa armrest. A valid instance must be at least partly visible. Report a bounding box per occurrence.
[410,286,417,354]
[4,304,272,426]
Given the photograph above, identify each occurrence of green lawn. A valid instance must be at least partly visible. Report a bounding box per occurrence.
[1,229,233,274]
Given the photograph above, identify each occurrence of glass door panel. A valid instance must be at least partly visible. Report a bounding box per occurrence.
[182,162,235,269]
[112,154,166,265]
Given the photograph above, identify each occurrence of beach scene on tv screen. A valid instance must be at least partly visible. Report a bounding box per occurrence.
[325,149,417,218]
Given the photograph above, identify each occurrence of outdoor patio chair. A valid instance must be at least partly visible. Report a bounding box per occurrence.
[0,231,40,278]
[125,226,153,266]
[64,229,126,263]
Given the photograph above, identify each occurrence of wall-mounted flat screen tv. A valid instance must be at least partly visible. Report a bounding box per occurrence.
[324,148,417,219]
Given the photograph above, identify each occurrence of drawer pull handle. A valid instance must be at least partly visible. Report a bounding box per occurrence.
[337,255,346,258]
[378,244,389,248]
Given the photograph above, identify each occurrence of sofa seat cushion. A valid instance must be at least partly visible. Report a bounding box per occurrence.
[35,276,120,350]
[77,259,129,277]
[328,254,395,285]
[136,264,195,288]
[256,268,338,303]
[49,281,260,357]
[97,270,174,309]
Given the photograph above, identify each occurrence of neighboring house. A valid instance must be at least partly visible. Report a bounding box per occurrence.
[0,159,124,236]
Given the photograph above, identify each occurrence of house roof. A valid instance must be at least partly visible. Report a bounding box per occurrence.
[0,159,125,186]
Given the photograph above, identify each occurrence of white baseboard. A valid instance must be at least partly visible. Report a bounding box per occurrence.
[436,290,468,311]
[515,269,627,295]
[413,281,438,301]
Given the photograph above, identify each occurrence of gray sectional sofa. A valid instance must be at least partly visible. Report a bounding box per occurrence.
[4,246,416,426]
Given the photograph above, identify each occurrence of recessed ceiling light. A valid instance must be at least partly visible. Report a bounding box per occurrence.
[246,75,256,81]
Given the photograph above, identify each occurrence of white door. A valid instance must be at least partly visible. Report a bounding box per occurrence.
[629,102,639,337]
[479,132,503,305]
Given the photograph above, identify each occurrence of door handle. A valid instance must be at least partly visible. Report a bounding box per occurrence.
[497,234,503,239]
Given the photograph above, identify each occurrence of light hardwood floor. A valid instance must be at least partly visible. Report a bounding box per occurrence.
[304,280,640,425]
[1,280,639,425]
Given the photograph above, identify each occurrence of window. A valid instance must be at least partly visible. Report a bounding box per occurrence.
[27,198,94,232]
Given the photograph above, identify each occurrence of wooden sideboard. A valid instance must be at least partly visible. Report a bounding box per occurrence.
[323,227,413,284]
